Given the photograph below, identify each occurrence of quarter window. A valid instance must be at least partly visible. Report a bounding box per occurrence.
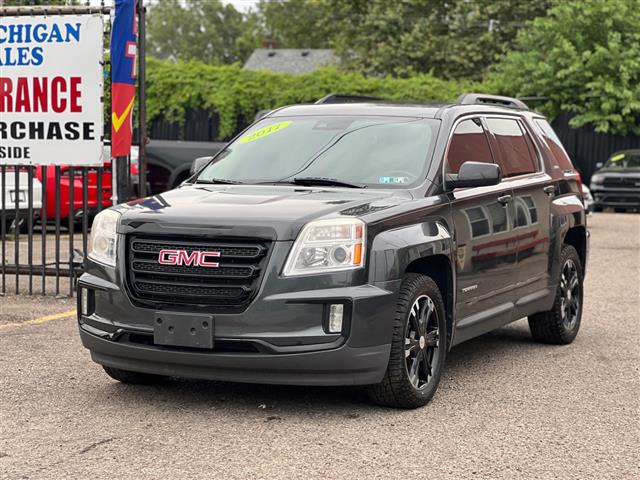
[446,119,494,174]
[533,119,574,172]
[486,118,538,177]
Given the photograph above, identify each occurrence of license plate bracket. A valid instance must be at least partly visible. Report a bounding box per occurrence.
[153,312,214,349]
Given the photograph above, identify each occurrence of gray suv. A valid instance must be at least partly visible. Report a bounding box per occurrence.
[77,94,588,408]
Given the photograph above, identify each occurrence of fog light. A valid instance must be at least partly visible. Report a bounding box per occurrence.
[81,288,89,316]
[328,304,344,333]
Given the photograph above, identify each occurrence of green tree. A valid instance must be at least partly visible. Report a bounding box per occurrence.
[490,0,640,135]
[146,0,253,64]
[328,0,551,80]
[254,0,337,48]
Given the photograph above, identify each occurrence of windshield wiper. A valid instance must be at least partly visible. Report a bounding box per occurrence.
[195,178,243,185]
[291,177,366,188]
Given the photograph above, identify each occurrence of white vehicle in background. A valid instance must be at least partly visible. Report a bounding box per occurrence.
[581,184,595,214]
[1,170,43,233]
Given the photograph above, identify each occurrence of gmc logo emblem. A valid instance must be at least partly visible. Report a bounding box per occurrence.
[158,249,220,267]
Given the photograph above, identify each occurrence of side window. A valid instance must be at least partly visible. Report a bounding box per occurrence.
[486,118,538,177]
[533,118,574,171]
[446,119,494,174]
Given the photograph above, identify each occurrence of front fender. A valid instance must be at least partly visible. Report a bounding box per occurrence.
[368,221,453,284]
[550,193,588,279]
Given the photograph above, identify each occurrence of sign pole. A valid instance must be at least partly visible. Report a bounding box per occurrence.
[138,0,147,198]
[115,156,128,203]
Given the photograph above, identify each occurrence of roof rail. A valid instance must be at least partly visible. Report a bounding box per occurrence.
[315,93,385,104]
[457,93,529,110]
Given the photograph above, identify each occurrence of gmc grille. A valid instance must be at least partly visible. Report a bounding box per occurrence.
[126,235,271,310]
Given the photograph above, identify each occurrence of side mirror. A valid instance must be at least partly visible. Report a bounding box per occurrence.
[190,156,213,176]
[445,161,502,190]
[595,162,603,169]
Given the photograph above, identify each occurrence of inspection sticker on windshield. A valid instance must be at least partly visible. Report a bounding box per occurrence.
[379,176,410,184]
[239,121,292,144]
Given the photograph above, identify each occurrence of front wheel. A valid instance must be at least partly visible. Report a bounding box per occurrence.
[368,273,447,409]
[528,245,584,344]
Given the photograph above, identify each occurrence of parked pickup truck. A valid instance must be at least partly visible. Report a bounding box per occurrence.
[78,94,588,409]
[590,150,640,212]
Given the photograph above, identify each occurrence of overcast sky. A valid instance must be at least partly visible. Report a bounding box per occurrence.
[88,0,258,12]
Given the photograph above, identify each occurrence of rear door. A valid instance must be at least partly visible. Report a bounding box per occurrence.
[484,117,553,318]
[446,118,518,343]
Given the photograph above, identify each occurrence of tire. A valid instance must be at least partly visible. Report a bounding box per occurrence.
[367,273,447,409]
[614,208,627,213]
[593,206,604,212]
[102,366,168,384]
[528,245,584,344]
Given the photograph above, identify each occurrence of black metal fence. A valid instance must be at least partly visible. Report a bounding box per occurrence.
[1,165,103,296]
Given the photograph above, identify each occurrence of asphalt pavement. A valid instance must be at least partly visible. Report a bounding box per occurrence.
[1,212,638,479]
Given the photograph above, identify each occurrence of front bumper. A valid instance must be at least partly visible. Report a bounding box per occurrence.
[77,251,400,385]
[79,327,391,386]
[590,186,640,208]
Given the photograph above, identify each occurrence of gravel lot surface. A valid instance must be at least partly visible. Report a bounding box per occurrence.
[1,212,638,480]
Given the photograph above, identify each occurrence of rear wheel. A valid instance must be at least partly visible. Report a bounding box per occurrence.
[528,245,583,344]
[102,366,168,384]
[368,273,447,409]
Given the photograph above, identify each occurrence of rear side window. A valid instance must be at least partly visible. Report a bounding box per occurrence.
[446,119,494,174]
[533,119,574,171]
[486,118,538,177]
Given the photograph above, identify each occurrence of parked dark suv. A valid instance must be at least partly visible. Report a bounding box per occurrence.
[78,94,588,409]
[590,150,640,212]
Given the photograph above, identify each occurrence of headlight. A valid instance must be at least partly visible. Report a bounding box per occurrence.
[283,218,365,276]
[88,209,120,267]
[590,174,603,185]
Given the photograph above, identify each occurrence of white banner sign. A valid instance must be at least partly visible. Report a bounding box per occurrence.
[0,14,104,166]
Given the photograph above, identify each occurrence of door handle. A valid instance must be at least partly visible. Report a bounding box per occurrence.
[543,185,555,195]
[497,194,512,205]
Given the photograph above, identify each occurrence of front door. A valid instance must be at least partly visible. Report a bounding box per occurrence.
[446,118,518,343]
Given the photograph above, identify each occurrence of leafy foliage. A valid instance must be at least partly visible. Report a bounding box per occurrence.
[145,58,477,140]
[146,0,255,64]
[490,0,640,135]
[252,0,338,49]
[327,0,551,80]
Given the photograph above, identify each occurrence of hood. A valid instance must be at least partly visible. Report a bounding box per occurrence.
[595,167,640,176]
[118,184,412,240]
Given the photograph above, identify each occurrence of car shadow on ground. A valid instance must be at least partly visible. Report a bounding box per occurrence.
[93,320,552,414]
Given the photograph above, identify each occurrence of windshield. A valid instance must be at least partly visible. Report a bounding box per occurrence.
[196,116,440,187]
[604,152,640,169]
